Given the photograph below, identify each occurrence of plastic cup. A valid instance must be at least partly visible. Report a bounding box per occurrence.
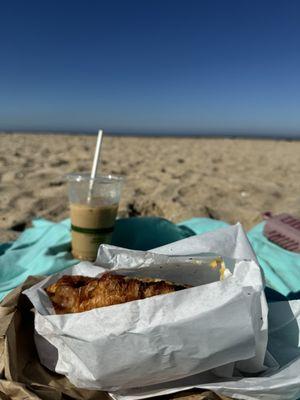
[66,173,123,261]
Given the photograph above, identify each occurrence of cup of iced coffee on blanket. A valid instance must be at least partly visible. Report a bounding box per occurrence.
[66,130,123,261]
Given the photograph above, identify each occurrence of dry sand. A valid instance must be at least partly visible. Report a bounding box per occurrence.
[1,133,300,242]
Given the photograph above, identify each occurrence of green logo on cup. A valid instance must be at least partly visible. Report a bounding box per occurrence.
[71,225,114,235]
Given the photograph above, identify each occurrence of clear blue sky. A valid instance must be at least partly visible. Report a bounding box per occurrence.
[1,0,300,136]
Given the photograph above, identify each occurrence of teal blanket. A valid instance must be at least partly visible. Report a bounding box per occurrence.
[1,217,300,301]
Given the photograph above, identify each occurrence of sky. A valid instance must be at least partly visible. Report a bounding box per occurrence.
[0,0,300,136]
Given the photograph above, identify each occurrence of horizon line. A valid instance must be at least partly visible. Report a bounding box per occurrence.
[1,129,300,141]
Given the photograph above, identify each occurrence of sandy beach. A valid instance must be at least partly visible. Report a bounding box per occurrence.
[1,133,300,242]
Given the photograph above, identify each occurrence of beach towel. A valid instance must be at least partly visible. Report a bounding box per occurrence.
[0,219,76,301]
[0,217,300,300]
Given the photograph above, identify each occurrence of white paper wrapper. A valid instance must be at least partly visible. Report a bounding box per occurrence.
[24,223,267,392]
[111,300,300,400]
[110,224,300,400]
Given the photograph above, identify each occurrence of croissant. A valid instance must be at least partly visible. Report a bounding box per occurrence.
[45,272,186,314]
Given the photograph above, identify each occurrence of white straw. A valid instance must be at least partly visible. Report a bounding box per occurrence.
[87,129,103,203]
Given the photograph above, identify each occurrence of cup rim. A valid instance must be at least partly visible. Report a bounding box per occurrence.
[65,173,124,183]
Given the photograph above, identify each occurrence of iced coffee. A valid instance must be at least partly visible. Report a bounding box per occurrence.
[66,174,123,261]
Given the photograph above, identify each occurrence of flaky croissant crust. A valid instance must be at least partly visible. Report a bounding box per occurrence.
[45,272,186,314]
